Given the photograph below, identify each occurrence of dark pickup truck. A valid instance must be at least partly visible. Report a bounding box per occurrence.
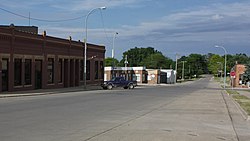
[101,77,137,90]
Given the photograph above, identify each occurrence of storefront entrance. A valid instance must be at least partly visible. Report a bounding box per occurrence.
[1,59,8,91]
[35,60,42,89]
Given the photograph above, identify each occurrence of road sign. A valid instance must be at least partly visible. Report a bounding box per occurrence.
[230,71,236,76]
[230,71,236,78]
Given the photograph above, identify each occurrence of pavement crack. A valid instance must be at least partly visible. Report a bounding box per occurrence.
[82,99,177,141]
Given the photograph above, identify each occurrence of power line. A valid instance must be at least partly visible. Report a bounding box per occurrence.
[0,7,85,22]
[99,9,112,44]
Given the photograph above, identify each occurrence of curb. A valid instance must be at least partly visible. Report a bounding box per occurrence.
[0,87,103,98]
[224,90,250,121]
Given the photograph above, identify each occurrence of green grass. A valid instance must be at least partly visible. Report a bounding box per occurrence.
[233,95,250,115]
[226,89,239,95]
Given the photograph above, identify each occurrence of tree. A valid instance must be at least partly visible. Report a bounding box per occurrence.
[208,54,224,75]
[120,47,173,68]
[105,57,119,67]
[186,54,208,76]
[141,53,173,69]
[243,63,250,83]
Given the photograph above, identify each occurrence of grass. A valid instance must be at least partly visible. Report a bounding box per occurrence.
[226,89,239,95]
[233,95,250,115]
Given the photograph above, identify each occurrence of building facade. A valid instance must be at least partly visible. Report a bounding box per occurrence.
[0,26,105,92]
[104,67,148,83]
[104,67,176,84]
[232,64,246,87]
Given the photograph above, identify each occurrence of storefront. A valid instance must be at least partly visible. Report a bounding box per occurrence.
[0,25,105,92]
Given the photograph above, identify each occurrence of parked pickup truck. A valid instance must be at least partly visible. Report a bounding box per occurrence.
[101,77,137,90]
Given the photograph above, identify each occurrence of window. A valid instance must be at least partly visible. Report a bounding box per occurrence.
[95,61,99,79]
[80,60,84,81]
[100,61,104,79]
[58,59,63,83]
[47,58,54,84]
[87,60,90,80]
[14,58,22,86]
[25,59,32,85]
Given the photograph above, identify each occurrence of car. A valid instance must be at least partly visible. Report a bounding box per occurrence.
[101,77,137,90]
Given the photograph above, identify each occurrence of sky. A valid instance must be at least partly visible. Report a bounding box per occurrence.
[1,0,250,60]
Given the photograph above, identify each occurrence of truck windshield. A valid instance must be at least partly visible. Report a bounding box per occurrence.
[111,77,124,81]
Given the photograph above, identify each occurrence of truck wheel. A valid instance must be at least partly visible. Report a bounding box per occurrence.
[107,84,113,90]
[128,84,134,89]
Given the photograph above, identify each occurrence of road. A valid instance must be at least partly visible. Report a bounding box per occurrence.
[0,76,249,141]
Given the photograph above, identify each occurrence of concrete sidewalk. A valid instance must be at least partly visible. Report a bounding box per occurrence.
[0,85,103,98]
[88,79,250,141]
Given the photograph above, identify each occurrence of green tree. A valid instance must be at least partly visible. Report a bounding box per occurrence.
[141,53,173,69]
[186,54,208,76]
[208,54,224,75]
[120,47,172,68]
[243,63,250,83]
[227,53,249,70]
[104,57,119,67]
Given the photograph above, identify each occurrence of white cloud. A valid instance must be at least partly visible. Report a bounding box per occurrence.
[211,14,224,20]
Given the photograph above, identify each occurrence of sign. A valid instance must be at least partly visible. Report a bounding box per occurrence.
[230,71,236,79]
[230,71,236,77]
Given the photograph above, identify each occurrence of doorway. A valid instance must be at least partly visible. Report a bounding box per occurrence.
[35,60,42,89]
[2,59,8,91]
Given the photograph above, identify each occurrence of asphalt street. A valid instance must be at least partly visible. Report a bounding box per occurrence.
[0,76,249,141]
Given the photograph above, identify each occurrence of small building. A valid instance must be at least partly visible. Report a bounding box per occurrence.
[232,64,246,87]
[104,67,148,83]
[160,69,175,84]
[146,69,160,84]
[0,25,105,93]
[104,67,176,85]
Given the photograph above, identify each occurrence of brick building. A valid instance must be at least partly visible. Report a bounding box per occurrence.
[0,25,105,92]
[232,64,246,87]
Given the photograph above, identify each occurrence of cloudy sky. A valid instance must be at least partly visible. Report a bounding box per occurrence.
[1,0,250,60]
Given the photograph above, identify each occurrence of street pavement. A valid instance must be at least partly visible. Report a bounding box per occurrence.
[0,76,249,141]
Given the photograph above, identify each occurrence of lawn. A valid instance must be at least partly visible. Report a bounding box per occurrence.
[233,95,250,116]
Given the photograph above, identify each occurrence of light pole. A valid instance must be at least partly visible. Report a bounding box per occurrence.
[217,62,223,82]
[175,53,179,83]
[112,32,118,79]
[181,61,187,81]
[84,7,106,89]
[215,45,227,89]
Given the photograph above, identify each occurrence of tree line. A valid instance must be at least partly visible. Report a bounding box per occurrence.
[105,47,250,79]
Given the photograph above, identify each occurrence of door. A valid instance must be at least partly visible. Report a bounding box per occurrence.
[35,60,42,89]
[2,59,8,91]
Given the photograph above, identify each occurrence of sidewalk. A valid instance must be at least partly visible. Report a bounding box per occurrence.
[0,80,199,98]
[0,85,103,98]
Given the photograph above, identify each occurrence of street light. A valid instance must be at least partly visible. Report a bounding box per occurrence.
[112,32,118,78]
[215,45,227,89]
[84,7,106,89]
[175,53,180,83]
[181,61,187,81]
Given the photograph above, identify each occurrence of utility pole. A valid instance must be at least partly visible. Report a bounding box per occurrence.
[175,53,179,83]
[181,61,187,81]
[124,55,128,80]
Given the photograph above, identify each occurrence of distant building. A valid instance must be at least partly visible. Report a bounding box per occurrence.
[104,67,176,84]
[232,64,246,87]
[104,67,148,83]
[0,25,105,93]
